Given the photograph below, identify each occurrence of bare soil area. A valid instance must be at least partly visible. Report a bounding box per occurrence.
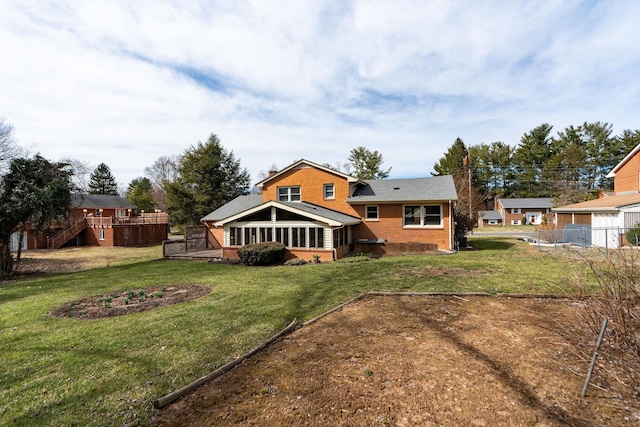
[150,296,640,427]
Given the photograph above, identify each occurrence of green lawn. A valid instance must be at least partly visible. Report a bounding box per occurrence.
[0,237,588,426]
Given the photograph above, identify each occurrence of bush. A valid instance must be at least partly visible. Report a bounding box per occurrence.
[284,258,307,266]
[336,253,373,263]
[626,227,640,246]
[237,242,286,266]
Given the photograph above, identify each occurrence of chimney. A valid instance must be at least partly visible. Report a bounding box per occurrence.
[268,169,278,177]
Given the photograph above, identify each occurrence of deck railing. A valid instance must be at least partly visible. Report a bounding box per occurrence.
[86,213,169,227]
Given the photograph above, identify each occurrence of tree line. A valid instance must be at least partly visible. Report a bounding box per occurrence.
[434,122,640,206]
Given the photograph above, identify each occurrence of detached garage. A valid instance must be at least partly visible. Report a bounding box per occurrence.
[553,193,640,249]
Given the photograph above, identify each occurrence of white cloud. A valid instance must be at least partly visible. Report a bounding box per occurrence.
[1,0,639,188]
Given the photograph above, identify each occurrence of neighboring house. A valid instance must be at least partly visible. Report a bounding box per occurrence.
[201,159,458,261]
[477,210,503,228]
[14,194,169,250]
[553,142,640,248]
[495,197,554,225]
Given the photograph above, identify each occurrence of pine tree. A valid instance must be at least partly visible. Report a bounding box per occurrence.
[165,134,251,226]
[88,163,119,195]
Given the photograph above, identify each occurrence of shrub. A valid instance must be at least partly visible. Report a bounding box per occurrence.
[237,242,286,266]
[284,258,307,266]
[625,227,640,246]
[336,254,373,263]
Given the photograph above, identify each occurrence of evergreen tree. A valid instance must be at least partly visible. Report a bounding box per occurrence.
[348,147,391,180]
[165,134,250,226]
[433,137,467,176]
[126,177,155,213]
[513,123,554,196]
[88,163,119,195]
[0,155,74,275]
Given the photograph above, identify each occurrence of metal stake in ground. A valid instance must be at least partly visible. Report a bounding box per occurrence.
[581,317,608,398]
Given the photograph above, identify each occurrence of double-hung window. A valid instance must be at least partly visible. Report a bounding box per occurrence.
[403,205,442,227]
[324,184,335,200]
[278,186,301,202]
[365,205,379,221]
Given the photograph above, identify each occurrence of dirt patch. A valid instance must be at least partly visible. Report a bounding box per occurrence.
[150,296,640,426]
[49,284,211,319]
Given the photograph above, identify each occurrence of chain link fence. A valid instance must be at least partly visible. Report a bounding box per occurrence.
[534,225,640,255]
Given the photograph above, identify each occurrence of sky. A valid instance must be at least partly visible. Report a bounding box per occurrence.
[1,0,640,190]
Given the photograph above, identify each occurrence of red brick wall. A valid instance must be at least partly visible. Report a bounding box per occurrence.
[113,224,168,246]
[81,224,167,247]
[262,167,357,215]
[350,203,453,251]
[614,154,640,194]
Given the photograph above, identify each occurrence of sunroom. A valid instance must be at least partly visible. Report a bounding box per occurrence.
[202,198,361,262]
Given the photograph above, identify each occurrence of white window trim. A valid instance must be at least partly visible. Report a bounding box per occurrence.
[277,186,301,202]
[323,183,335,200]
[365,205,379,221]
[512,208,521,214]
[98,229,105,240]
[403,204,443,229]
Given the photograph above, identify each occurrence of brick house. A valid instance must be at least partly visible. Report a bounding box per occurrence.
[553,143,640,248]
[14,194,169,250]
[201,159,458,261]
[495,197,554,226]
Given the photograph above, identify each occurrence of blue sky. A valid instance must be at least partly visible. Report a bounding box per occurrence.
[1,0,639,189]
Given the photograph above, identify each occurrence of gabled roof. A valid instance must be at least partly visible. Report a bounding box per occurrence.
[72,194,137,209]
[553,193,640,212]
[606,142,640,178]
[254,159,362,189]
[201,195,263,222]
[478,210,503,220]
[201,195,361,227]
[347,175,457,204]
[497,198,554,209]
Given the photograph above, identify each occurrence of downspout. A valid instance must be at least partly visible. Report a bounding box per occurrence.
[449,200,454,251]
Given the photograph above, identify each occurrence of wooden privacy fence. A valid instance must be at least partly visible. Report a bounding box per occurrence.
[162,226,208,257]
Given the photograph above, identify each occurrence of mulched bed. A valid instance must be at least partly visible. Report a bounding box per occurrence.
[49,284,211,319]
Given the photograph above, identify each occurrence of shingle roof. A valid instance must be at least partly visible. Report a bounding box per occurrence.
[72,194,137,209]
[498,198,554,209]
[347,175,457,204]
[200,196,361,226]
[200,195,263,222]
[478,210,503,220]
[553,193,640,212]
[279,201,361,225]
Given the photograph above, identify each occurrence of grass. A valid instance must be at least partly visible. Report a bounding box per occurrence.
[0,237,590,426]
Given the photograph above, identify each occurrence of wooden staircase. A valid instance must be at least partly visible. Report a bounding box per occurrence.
[48,218,88,249]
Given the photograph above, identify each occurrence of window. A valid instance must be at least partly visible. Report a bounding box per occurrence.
[324,184,335,199]
[230,227,242,246]
[309,227,324,248]
[512,208,521,214]
[275,228,289,246]
[98,229,105,241]
[423,205,441,226]
[244,227,257,244]
[511,219,521,225]
[292,227,306,248]
[365,205,379,221]
[404,206,421,226]
[404,205,442,227]
[278,186,301,202]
